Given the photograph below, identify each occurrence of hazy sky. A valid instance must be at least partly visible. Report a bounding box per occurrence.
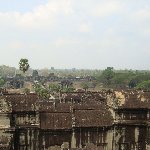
[0,0,150,69]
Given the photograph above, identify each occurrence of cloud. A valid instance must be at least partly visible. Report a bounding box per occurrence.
[79,23,91,33]
[0,0,73,30]
[133,6,150,20]
[54,38,80,47]
[0,0,150,69]
[19,0,73,30]
[9,41,25,49]
[92,0,121,17]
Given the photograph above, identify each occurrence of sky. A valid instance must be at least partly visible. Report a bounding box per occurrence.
[0,0,150,70]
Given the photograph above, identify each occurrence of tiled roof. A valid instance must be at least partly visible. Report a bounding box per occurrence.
[74,109,113,127]
[118,91,150,109]
[61,91,106,103]
[2,94,39,112]
[40,112,72,129]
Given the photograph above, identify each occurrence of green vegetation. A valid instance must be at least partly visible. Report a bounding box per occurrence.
[49,83,61,93]
[32,70,39,77]
[0,65,16,77]
[81,82,89,91]
[136,80,150,90]
[96,67,150,89]
[98,67,114,86]
[1,63,150,91]
[61,87,75,92]
[34,83,49,99]
[0,78,5,87]
[19,58,30,73]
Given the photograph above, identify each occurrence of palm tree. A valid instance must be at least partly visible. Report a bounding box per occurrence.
[19,58,30,74]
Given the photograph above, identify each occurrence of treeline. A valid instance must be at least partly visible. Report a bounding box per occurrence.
[0,65,16,77]
[0,65,102,77]
[96,67,150,90]
[1,65,150,90]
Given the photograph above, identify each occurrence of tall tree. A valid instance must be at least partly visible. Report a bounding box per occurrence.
[19,58,30,74]
[100,67,114,86]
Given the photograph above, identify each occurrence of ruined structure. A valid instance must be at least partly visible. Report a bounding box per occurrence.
[0,89,150,150]
[112,90,150,150]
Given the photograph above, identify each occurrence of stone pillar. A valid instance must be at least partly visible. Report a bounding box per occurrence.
[147,110,150,120]
[71,129,76,148]
[88,131,90,143]
[135,127,139,149]
[42,135,45,150]
[112,126,116,150]
[106,129,113,150]
[79,128,82,148]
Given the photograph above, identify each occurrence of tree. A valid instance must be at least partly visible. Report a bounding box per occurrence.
[112,73,130,88]
[38,88,49,99]
[34,83,49,99]
[99,67,114,86]
[19,58,30,73]
[129,74,150,88]
[32,70,39,77]
[136,80,150,90]
[0,79,5,87]
[81,82,89,92]
[49,83,61,93]
[40,68,49,77]
[0,65,16,77]
[62,87,75,92]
